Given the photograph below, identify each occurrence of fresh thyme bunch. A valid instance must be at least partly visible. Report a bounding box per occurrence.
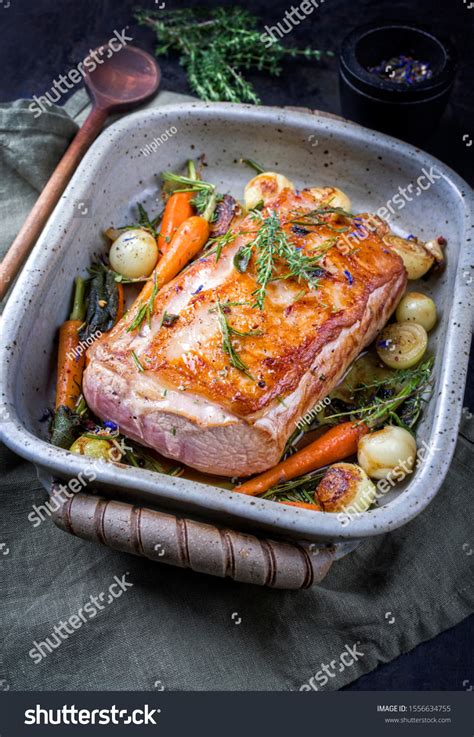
[135,7,331,103]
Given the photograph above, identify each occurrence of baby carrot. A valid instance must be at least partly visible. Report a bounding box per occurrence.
[235,421,369,497]
[115,282,124,324]
[157,191,195,255]
[55,277,86,410]
[278,500,321,511]
[154,215,210,288]
[124,214,211,333]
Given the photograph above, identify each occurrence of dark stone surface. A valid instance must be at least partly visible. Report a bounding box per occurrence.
[0,0,472,691]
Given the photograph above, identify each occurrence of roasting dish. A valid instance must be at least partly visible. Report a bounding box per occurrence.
[0,103,472,543]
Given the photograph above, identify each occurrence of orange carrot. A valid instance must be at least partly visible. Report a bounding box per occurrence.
[154,216,210,288]
[157,191,195,255]
[55,277,86,409]
[124,215,211,332]
[115,282,124,324]
[235,421,369,497]
[278,501,321,511]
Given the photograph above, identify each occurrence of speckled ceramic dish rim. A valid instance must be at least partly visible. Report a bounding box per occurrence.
[0,102,473,543]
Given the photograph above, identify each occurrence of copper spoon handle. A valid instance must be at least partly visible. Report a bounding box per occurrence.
[0,105,108,301]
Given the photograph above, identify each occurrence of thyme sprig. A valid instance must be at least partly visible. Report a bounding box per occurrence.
[334,358,431,428]
[136,7,332,104]
[236,210,336,309]
[312,357,433,433]
[262,469,328,503]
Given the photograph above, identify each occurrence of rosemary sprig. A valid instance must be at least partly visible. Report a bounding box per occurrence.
[205,229,237,261]
[124,441,183,477]
[262,470,327,503]
[136,8,332,104]
[215,300,254,379]
[131,351,145,372]
[240,158,265,174]
[127,274,158,333]
[317,357,434,431]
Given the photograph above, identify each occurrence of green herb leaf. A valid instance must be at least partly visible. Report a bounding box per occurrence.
[80,262,121,342]
[127,274,158,333]
[131,351,145,372]
[233,245,252,273]
[205,229,237,261]
[136,8,331,105]
[160,311,179,327]
[50,406,82,449]
[241,210,334,309]
[215,300,254,380]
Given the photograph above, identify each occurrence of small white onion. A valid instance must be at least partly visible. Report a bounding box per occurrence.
[316,462,377,513]
[423,237,445,267]
[308,186,352,212]
[376,322,428,369]
[244,172,294,210]
[358,426,417,481]
[396,292,437,332]
[383,234,434,279]
[109,228,158,279]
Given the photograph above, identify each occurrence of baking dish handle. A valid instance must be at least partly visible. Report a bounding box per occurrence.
[49,484,336,590]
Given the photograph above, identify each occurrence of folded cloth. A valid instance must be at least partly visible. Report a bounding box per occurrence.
[0,91,472,691]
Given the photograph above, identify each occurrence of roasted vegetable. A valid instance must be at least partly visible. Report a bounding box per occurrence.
[383,234,436,279]
[69,435,118,461]
[210,194,238,237]
[308,186,352,212]
[357,425,417,480]
[376,322,428,369]
[155,216,211,288]
[396,292,437,332]
[157,191,195,255]
[55,277,86,410]
[109,228,158,279]
[80,264,121,343]
[316,462,377,513]
[244,172,294,210]
[50,405,82,449]
[423,237,445,269]
[235,421,368,496]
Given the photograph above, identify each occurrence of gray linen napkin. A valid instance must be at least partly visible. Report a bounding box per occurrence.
[0,92,473,691]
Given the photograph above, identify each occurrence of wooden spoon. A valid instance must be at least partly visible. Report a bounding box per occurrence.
[0,45,161,301]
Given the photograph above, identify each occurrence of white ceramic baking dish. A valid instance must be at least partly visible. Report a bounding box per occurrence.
[0,102,472,546]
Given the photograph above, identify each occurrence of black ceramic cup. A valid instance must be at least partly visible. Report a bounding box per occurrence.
[339,22,457,143]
